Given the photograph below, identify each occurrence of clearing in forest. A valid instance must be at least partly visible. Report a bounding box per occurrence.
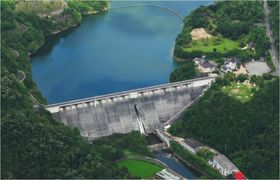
[190,28,212,40]
[116,159,162,178]
[185,36,239,53]
[221,82,257,103]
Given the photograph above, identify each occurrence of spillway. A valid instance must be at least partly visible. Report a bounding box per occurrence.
[46,77,214,140]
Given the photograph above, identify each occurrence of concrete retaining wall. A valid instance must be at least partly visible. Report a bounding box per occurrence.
[47,77,214,139]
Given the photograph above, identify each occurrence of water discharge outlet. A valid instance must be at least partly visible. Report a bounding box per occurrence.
[134,104,148,135]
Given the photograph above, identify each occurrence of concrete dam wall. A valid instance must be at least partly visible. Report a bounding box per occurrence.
[46,77,214,139]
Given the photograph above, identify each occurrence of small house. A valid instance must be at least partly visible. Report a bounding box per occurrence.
[179,138,205,154]
[193,57,216,73]
[247,42,255,49]
[221,58,237,73]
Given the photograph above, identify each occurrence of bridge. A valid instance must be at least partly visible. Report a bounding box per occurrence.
[110,4,184,20]
[46,77,215,139]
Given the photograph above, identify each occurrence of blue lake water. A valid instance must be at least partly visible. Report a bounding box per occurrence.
[32,1,212,104]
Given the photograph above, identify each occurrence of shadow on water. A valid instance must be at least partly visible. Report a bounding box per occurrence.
[146,133,162,145]
[32,12,109,58]
[31,27,78,58]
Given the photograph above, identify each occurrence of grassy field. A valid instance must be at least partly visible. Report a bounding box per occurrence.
[116,159,162,178]
[184,36,239,53]
[221,82,256,103]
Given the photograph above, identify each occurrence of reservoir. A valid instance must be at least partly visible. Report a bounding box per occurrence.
[32,1,211,104]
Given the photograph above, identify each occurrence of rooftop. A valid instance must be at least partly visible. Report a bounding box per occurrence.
[221,65,228,71]
[184,138,205,149]
[213,154,238,171]
[224,58,237,65]
[248,42,255,48]
[194,58,215,68]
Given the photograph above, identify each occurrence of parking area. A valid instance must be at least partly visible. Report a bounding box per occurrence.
[244,61,271,75]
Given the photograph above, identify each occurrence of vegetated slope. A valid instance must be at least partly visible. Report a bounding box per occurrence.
[174,1,270,61]
[268,1,279,54]
[169,61,198,82]
[169,75,279,179]
[1,1,135,179]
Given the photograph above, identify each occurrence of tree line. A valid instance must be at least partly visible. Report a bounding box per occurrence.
[174,1,270,60]
[1,1,150,179]
[169,75,279,179]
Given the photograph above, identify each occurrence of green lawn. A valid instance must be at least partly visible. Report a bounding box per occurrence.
[116,159,162,178]
[184,36,239,53]
[221,82,256,103]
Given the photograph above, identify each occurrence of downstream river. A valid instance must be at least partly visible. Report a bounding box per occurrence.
[32,1,211,104]
[146,134,200,179]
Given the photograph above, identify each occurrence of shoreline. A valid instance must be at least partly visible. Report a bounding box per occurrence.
[172,153,210,178]
[29,7,109,58]
[173,54,189,62]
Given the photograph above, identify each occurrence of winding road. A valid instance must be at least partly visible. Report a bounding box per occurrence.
[263,0,279,74]
[17,70,26,83]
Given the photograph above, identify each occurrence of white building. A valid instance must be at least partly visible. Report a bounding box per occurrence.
[193,58,216,73]
[179,138,205,154]
[208,154,239,176]
[156,169,182,180]
[221,58,237,73]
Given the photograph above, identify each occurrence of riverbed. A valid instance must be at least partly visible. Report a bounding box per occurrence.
[31,1,212,104]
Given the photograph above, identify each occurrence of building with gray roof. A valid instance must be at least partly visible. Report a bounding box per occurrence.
[208,154,239,176]
[179,138,205,154]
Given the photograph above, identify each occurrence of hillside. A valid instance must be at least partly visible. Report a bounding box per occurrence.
[0,1,141,178]
[169,75,279,179]
[174,1,269,61]
[169,1,279,178]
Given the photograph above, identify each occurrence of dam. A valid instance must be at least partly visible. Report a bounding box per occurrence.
[46,77,215,139]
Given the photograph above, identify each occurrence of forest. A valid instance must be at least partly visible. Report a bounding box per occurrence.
[0,1,152,179]
[174,1,271,61]
[268,1,279,54]
[1,0,279,179]
[169,61,199,82]
[169,75,279,179]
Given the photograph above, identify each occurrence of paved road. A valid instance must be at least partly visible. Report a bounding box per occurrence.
[17,70,26,82]
[263,0,279,74]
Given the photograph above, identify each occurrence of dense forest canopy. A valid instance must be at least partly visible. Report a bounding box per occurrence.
[0,1,147,179]
[174,1,270,60]
[170,1,279,179]
[169,75,279,179]
[169,61,199,82]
